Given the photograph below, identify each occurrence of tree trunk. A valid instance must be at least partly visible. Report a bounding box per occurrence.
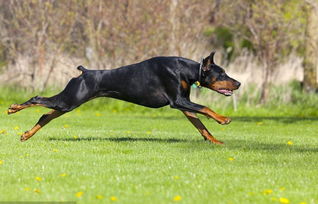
[303,1,318,93]
[260,62,270,104]
[169,0,180,55]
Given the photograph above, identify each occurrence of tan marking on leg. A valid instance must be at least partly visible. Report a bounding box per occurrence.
[183,111,224,144]
[21,110,64,142]
[199,107,231,125]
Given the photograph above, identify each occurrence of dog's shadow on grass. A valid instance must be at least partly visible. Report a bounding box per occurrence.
[132,116,318,123]
[49,137,188,143]
[49,137,318,153]
[222,139,318,153]
[233,116,318,124]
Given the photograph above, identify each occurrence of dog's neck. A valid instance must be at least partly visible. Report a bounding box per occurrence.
[186,61,202,86]
[196,58,204,87]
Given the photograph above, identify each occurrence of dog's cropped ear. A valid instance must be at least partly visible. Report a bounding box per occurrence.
[202,51,215,71]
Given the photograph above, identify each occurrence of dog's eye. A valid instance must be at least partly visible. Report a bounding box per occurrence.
[218,72,227,80]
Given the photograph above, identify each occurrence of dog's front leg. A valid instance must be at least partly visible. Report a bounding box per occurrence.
[198,107,231,125]
[171,99,231,125]
[182,111,223,144]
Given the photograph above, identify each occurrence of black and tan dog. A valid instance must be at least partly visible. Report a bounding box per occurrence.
[8,51,240,144]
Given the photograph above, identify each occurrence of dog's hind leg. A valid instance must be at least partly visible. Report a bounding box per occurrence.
[8,75,95,114]
[20,110,64,142]
[182,111,224,144]
[8,76,97,141]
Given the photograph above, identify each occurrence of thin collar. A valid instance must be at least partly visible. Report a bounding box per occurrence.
[195,58,203,88]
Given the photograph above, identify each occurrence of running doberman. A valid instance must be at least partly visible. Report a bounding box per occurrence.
[8,51,240,144]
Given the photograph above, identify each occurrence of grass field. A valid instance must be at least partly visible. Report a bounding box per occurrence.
[1,100,318,204]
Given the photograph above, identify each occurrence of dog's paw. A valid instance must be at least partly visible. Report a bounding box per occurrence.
[20,131,31,142]
[205,137,224,144]
[212,139,224,145]
[217,116,231,125]
[7,104,21,115]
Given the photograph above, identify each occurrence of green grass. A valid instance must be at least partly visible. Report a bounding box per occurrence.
[1,102,318,204]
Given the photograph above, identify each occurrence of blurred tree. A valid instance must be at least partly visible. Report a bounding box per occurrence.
[211,0,305,103]
[303,0,318,93]
[0,0,77,89]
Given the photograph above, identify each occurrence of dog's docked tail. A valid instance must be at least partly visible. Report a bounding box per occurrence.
[77,65,88,73]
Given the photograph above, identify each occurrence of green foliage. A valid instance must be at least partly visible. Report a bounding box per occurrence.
[240,39,254,52]
[212,26,234,49]
[208,26,235,61]
[205,26,256,60]
[202,26,214,37]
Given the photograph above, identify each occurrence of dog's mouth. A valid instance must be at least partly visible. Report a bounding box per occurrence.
[217,88,233,96]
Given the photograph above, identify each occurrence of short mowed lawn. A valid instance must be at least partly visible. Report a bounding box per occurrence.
[0,105,318,204]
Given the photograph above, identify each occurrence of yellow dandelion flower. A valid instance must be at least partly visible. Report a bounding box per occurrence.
[63,124,70,128]
[52,149,59,152]
[59,173,67,177]
[96,195,104,199]
[73,135,79,139]
[279,197,289,204]
[110,196,117,201]
[23,187,31,191]
[263,189,273,195]
[173,195,182,201]
[287,141,293,145]
[0,130,6,134]
[299,202,307,204]
[35,177,42,181]
[34,188,41,193]
[228,157,235,161]
[14,126,20,130]
[279,187,286,191]
[0,160,3,165]
[95,112,102,117]
[75,192,84,198]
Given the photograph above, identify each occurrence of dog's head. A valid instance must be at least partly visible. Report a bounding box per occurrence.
[200,52,240,96]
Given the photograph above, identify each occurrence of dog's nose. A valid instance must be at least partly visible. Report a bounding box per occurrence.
[235,81,241,88]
